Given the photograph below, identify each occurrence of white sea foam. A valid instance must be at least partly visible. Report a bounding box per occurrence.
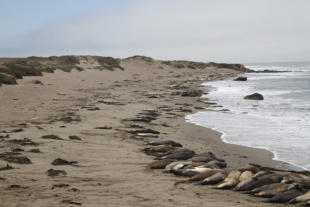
[188,62,310,170]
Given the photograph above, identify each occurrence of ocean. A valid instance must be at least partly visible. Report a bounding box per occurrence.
[186,62,310,170]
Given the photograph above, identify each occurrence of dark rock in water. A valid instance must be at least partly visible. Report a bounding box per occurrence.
[244,93,264,100]
[41,134,63,140]
[234,77,247,81]
[69,135,82,140]
[52,158,78,166]
[47,169,67,177]
[146,140,183,147]
[181,90,203,97]
[264,189,304,203]
[148,159,175,169]
[158,149,195,160]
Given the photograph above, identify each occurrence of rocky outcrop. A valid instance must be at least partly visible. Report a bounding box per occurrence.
[244,93,264,100]
[234,77,247,81]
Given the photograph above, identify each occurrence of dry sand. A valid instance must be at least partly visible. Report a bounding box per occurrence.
[0,58,289,206]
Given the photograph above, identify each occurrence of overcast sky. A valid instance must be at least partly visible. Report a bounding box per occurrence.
[1,0,309,63]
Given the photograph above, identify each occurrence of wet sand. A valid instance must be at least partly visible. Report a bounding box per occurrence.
[0,58,289,206]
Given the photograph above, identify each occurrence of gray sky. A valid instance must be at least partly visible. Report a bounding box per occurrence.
[1,0,310,63]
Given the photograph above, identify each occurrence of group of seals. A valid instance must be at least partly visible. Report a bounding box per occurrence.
[127,109,310,205]
[143,138,310,205]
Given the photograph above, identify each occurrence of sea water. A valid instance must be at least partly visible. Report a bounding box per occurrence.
[186,62,310,170]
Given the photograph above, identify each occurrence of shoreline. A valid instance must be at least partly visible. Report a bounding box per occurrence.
[187,73,305,171]
[0,57,294,206]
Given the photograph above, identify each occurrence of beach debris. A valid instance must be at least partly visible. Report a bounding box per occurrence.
[51,158,78,166]
[9,138,39,146]
[0,134,10,139]
[7,185,28,190]
[234,77,247,81]
[61,200,82,205]
[46,169,67,177]
[128,128,160,135]
[145,140,183,147]
[0,163,13,171]
[41,134,63,140]
[95,126,112,130]
[52,183,69,189]
[11,128,24,133]
[244,93,264,100]
[181,90,203,97]
[29,148,41,153]
[0,152,32,164]
[69,135,82,140]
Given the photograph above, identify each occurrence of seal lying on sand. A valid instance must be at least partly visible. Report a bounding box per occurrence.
[148,159,175,169]
[290,190,310,203]
[157,149,195,160]
[255,183,297,198]
[191,152,225,163]
[234,171,283,191]
[216,170,241,189]
[145,140,182,147]
[244,183,284,195]
[264,188,304,203]
[201,172,226,185]
[143,145,176,157]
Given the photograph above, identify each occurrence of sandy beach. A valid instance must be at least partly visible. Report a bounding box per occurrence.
[0,57,293,206]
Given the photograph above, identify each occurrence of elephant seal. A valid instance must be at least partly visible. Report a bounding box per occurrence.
[148,159,175,169]
[216,170,241,189]
[174,169,224,186]
[191,152,224,163]
[238,164,261,173]
[290,190,310,203]
[255,183,296,198]
[264,188,304,203]
[201,172,226,185]
[234,171,282,191]
[146,140,183,147]
[282,173,310,188]
[246,183,284,195]
[164,161,189,172]
[178,167,213,177]
[239,171,253,182]
[189,169,224,181]
[207,160,227,169]
[157,149,195,160]
[143,145,176,157]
